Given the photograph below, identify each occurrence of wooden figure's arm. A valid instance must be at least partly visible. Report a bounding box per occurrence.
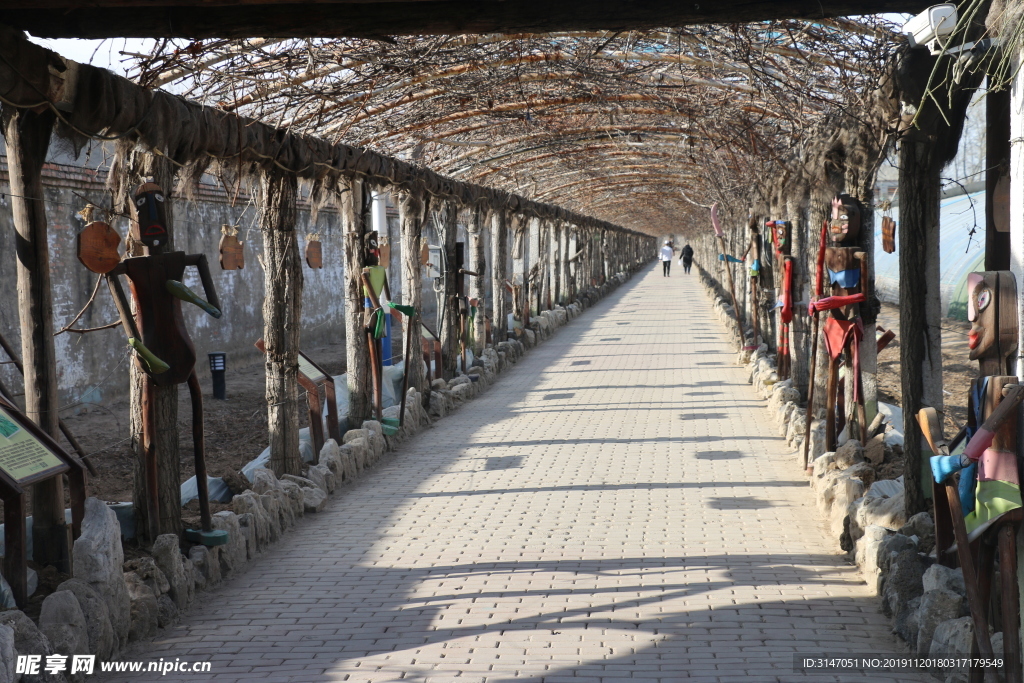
[105,273,169,374]
[186,253,222,313]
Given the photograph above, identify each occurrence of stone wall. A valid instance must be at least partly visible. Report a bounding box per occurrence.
[695,265,996,683]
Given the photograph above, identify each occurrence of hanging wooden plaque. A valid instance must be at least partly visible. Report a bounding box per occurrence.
[219,225,244,270]
[76,220,122,274]
[305,234,323,269]
[420,241,430,265]
[881,216,896,254]
[379,237,391,267]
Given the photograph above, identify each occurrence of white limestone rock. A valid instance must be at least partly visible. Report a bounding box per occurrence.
[303,486,328,513]
[232,491,272,552]
[72,497,130,650]
[211,511,246,575]
[250,467,280,495]
[55,578,115,660]
[0,624,14,683]
[0,610,59,683]
[151,534,195,611]
[39,590,89,660]
[122,572,158,643]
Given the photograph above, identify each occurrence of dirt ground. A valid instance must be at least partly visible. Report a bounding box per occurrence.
[63,341,347,503]
[875,302,975,438]
[0,341,346,537]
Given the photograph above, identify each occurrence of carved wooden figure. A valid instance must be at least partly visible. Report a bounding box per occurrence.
[769,220,794,380]
[739,218,762,347]
[81,181,226,547]
[810,195,867,449]
[361,231,392,425]
[922,274,1022,683]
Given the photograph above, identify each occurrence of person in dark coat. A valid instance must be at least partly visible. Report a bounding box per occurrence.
[681,243,694,274]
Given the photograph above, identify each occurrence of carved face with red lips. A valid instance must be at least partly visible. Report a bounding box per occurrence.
[364,231,380,266]
[131,181,169,251]
[830,195,861,244]
[967,272,996,359]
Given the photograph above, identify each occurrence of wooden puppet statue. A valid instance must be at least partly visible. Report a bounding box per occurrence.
[361,231,392,421]
[769,220,794,380]
[923,272,1021,679]
[807,195,867,449]
[739,219,762,346]
[84,181,225,546]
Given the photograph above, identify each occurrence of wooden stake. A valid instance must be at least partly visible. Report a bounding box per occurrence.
[343,176,371,424]
[259,169,303,477]
[3,105,70,571]
[491,209,509,342]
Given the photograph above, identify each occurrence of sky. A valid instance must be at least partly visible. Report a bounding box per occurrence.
[26,36,155,77]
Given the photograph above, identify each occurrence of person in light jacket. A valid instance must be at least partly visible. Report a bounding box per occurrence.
[659,240,675,276]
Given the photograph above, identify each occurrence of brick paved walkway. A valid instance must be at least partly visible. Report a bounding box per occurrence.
[101,264,926,683]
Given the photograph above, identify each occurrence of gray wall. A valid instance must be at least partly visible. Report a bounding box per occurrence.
[0,142,496,409]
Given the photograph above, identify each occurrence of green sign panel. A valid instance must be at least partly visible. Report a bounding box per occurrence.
[0,405,66,484]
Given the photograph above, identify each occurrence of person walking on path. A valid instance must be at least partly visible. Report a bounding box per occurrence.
[680,243,694,274]
[659,240,674,276]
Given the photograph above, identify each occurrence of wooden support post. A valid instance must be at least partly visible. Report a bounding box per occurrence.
[896,48,983,516]
[491,209,509,342]
[898,128,946,516]
[468,207,487,356]
[259,169,303,477]
[343,176,371,424]
[987,88,1011,271]
[120,154,183,542]
[553,221,563,307]
[399,189,426,397]
[440,202,459,379]
[2,105,70,570]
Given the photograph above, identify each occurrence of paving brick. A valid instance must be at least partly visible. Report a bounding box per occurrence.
[94,266,926,682]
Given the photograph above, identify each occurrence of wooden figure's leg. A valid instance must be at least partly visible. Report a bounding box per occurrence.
[969,539,996,683]
[945,482,999,683]
[933,478,956,567]
[187,371,212,533]
[3,492,27,607]
[324,380,342,443]
[825,357,839,451]
[999,523,1021,683]
[141,379,161,542]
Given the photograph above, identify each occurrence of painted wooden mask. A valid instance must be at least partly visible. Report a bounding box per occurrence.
[770,220,791,255]
[829,194,861,244]
[131,181,169,251]
[364,231,380,266]
[967,271,1018,368]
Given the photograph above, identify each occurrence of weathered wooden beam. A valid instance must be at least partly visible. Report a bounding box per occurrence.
[2,104,71,571]
[259,169,304,477]
[8,0,931,40]
[491,209,509,343]
[343,176,372,424]
[399,189,426,398]
[468,208,487,356]
[440,202,459,379]
[987,88,1011,271]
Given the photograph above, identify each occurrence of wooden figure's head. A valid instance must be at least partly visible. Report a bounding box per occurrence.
[968,270,1018,374]
[364,231,380,266]
[131,181,170,253]
[771,220,791,255]
[829,194,861,244]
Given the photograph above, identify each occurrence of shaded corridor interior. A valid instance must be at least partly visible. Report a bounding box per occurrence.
[98,265,925,683]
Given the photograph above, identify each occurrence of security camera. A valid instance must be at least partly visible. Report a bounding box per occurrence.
[903,4,958,52]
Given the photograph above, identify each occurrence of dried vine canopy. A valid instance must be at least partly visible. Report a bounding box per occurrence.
[132,21,901,235]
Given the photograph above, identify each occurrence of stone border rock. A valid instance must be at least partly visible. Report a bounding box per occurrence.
[0,269,636,683]
[695,266,987,683]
